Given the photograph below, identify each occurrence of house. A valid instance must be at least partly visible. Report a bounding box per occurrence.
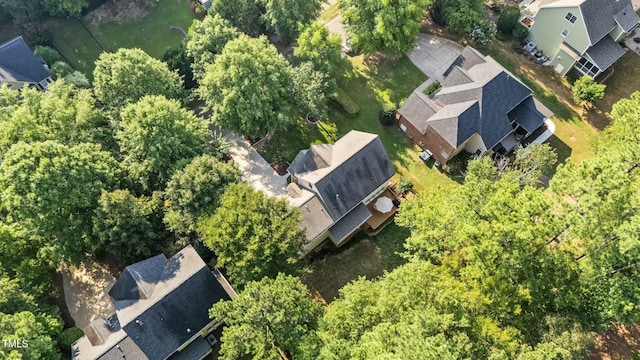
[286,131,396,253]
[0,36,53,90]
[520,0,640,77]
[71,245,236,360]
[397,46,554,165]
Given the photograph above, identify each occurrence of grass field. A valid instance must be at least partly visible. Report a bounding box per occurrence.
[303,223,409,302]
[320,3,340,22]
[596,51,640,115]
[261,55,461,193]
[49,0,194,76]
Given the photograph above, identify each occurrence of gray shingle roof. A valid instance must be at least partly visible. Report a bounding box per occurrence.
[72,246,233,360]
[328,203,372,245]
[399,47,542,151]
[586,35,626,70]
[613,1,640,31]
[0,36,50,84]
[508,97,546,134]
[298,194,334,241]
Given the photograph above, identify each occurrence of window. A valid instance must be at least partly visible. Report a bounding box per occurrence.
[561,28,570,37]
[575,57,601,77]
[565,12,577,24]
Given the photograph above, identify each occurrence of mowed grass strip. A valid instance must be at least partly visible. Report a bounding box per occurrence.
[49,18,104,77]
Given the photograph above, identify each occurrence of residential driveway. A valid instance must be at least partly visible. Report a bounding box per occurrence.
[61,262,116,329]
[224,132,289,198]
[407,34,465,81]
[325,14,346,41]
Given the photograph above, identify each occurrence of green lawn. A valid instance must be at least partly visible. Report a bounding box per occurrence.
[303,223,409,302]
[596,51,640,115]
[262,54,460,193]
[49,18,104,76]
[49,0,194,76]
[87,0,194,59]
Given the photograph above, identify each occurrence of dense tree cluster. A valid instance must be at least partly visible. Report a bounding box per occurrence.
[339,0,431,55]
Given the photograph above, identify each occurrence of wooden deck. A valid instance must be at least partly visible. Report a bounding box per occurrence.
[365,189,398,230]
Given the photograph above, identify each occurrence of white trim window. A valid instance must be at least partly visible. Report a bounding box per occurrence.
[561,28,570,37]
[565,12,577,24]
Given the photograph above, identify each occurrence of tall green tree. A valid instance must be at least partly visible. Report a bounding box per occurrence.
[339,0,431,55]
[93,48,184,109]
[211,0,264,37]
[92,189,167,262]
[41,0,86,17]
[0,311,62,360]
[164,154,240,235]
[261,0,322,42]
[432,0,485,34]
[199,183,305,288]
[116,95,210,191]
[197,35,293,138]
[185,14,239,79]
[291,61,332,119]
[0,81,111,154]
[0,141,119,262]
[210,274,323,360]
[294,21,344,78]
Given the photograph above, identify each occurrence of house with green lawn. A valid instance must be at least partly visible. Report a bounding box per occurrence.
[521,0,639,77]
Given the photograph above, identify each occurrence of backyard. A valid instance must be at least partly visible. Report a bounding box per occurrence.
[48,0,194,76]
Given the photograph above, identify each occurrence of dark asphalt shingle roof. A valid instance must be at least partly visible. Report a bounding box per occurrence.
[0,36,51,84]
[399,47,542,152]
[586,35,626,70]
[328,203,372,245]
[289,131,395,221]
[579,0,639,44]
[508,97,546,134]
[108,254,166,301]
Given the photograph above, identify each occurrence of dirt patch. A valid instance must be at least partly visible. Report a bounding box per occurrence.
[271,163,288,176]
[60,262,117,329]
[84,0,156,26]
[587,323,640,360]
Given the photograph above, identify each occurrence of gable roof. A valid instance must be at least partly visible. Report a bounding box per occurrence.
[72,246,234,360]
[586,34,627,70]
[399,47,537,151]
[288,131,395,221]
[529,0,639,45]
[0,36,51,84]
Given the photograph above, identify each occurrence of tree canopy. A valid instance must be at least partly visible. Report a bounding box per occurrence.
[211,0,263,37]
[116,95,210,192]
[93,48,184,109]
[572,75,606,107]
[0,81,110,154]
[185,14,239,79]
[261,0,322,42]
[432,0,486,35]
[294,21,344,78]
[339,0,431,55]
[197,35,293,138]
[92,189,167,262]
[0,141,119,262]
[198,183,305,288]
[164,154,240,235]
[210,274,323,360]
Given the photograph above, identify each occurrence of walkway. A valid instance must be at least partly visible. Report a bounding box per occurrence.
[407,33,465,82]
[224,132,289,198]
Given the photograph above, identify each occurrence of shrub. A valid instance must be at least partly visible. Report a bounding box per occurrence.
[58,327,84,352]
[470,20,496,45]
[512,25,529,44]
[50,61,74,80]
[497,5,520,36]
[34,45,62,66]
[333,88,360,116]
[423,81,442,96]
[64,71,91,88]
[572,75,606,107]
[378,103,397,125]
[396,177,414,194]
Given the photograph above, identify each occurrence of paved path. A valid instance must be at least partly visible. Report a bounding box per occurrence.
[223,132,289,198]
[61,262,116,329]
[407,33,465,82]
